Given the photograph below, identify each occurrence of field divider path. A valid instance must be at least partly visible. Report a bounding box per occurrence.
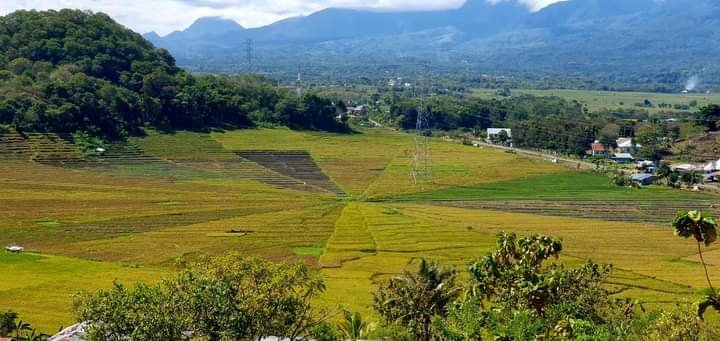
[319,202,377,268]
[360,154,406,200]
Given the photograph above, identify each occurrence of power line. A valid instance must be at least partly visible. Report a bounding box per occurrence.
[246,39,253,74]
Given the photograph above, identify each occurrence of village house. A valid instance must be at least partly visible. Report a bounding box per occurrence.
[702,159,720,182]
[669,159,720,182]
[632,173,657,186]
[671,163,699,173]
[591,140,610,158]
[487,128,512,146]
[616,137,639,154]
[346,105,368,117]
[612,153,634,164]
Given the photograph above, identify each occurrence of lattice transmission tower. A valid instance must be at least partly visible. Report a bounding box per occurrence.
[411,67,433,186]
[245,39,253,74]
[295,66,303,97]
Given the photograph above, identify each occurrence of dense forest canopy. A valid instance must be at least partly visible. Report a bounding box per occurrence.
[0,10,347,139]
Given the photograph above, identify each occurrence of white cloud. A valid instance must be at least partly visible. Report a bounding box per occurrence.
[487,0,565,11]
[0,0,563,35]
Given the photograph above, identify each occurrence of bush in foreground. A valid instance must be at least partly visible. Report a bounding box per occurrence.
[74,255,326,340]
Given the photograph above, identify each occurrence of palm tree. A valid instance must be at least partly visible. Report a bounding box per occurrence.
[21,328,49,341]
[14,320,31,341]
[337,310,369,340]
[672,210,720,319]
[374,259,460,341]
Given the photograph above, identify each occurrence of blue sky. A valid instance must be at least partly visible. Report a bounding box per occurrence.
[0,0,563,35]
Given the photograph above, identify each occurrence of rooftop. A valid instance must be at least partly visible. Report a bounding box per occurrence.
[632,174,655,181]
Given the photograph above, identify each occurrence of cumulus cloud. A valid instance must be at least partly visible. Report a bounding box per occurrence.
[0,0,563,35]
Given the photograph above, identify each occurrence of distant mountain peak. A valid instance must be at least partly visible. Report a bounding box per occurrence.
[143,31,161,44]
[182,16,245,37]
[143,31,160,39]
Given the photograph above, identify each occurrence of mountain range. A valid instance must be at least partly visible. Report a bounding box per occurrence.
[145,0,720,91]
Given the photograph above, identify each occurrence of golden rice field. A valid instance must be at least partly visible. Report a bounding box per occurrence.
[1,127,719,332]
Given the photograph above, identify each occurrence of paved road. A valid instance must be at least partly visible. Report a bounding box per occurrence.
[471,140,596,170]
[367,118,382,127]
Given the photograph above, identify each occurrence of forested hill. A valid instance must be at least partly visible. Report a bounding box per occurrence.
[0,10,348,140]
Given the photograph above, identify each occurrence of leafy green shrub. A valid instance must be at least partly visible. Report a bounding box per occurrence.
[72,131,109,156]
[0,311,18,337]
[311,322,339,341]
[74,255,326,340]
[610,171,633,187]
[367,324,415,341]
[74,282,186,341]
[433,232,649,340]
[643,306,720,341]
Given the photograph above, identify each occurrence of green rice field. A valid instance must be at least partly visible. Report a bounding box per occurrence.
[472,88,720,115]
[1,127,719,332]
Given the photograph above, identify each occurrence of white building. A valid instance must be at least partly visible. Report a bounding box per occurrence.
[703,159,720,173]
[487,128,512,140]
[487,128,513,146]
[616,138,640,154]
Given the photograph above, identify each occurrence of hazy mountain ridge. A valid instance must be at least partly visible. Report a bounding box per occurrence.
[145,0,720,90]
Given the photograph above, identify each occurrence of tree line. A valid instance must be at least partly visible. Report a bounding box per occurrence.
[387,94,601,156]
[0,10,348,140]
[384,91,719,158]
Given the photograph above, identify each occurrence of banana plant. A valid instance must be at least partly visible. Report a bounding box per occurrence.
[14,320,31,341]
[672,210,719,319]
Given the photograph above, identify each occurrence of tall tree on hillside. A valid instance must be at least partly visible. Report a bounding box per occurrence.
[636,124,671,161]
[696,104,720,132]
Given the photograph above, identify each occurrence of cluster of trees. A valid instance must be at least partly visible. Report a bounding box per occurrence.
[388,94,604,156]
[72,211,720,340]
[0,311,47,341]
[0,10,347,140]
[696,104,720,132]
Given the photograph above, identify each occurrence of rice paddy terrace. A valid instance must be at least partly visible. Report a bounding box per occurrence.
[1,127,719,331]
